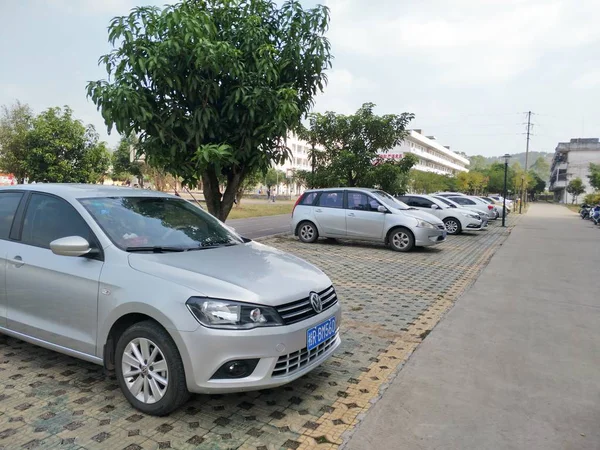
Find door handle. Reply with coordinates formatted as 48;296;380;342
347;212;355;217
315;208;323;213
9;255;24;268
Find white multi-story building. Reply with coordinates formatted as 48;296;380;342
272;133;323;195
377;129;469;175
549;138;600;203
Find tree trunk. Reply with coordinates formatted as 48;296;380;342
202;165;245;221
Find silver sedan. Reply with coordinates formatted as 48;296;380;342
0;184;341;415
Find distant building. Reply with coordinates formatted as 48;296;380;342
377;129;469;175
272;133;324;196
549;138;600;203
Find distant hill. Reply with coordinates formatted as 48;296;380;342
478;151;552;168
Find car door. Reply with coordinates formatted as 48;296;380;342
5;192;104;356
312;191;347;236
409;196;443;219
345;191;386;240
0;191;25;329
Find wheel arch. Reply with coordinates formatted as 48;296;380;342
99;304;190;374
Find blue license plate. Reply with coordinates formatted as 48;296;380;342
307;317;336;351
442;230;447;238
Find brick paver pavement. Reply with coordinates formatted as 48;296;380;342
0;216;519;450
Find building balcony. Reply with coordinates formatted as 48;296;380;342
549;180;567;190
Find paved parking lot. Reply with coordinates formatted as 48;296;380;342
0;217;518;450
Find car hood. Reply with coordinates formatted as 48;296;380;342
392;207;444;225
455;207;482;217
128;241;332;306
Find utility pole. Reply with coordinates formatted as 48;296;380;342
520;111;532;214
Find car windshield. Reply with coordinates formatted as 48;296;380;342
435;196;458;208
80;196;243;251
371;190;410;210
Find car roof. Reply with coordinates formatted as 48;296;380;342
303;187;379;194
0;184;174;201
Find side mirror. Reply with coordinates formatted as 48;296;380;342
431;204;439;209
377;205;388;213
50;236;92;257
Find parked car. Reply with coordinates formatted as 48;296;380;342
396;194;484;235
0;184;342;415
446;195;498;220
479;196;509;218
490;195;513;209
432;195;490;227
292;188;447;252
433;192;468;198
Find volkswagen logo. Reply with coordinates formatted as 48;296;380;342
309;291;323;313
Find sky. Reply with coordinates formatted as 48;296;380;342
1;0;599;157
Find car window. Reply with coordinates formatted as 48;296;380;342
0;192;23;240
81;196;242;250
413;197;434;208
451;197;475;205
371;190;410;210
300;192;318;205
21;193;93;249
347;192;380;211
316;191;343;209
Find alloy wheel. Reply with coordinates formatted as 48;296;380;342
122;338;169;404
300;224;315;241
392;231;410;249
445;220;459;234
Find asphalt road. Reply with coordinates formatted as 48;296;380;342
225;213;292;239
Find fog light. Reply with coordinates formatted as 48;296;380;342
211;359;260;379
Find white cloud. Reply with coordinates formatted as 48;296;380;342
325;0;600;84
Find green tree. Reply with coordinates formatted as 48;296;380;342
468;155;489;171
111;135;146;185
530;156;550;180
368;153;418;195
527;170;546;198
588;163;600;191
301;103;414;187
87;0;332;221
24;106;110;183
0;101;34;183
264;167;286;189
566;177;585;204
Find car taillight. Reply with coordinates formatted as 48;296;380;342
487;205;494;210
292;195;303;217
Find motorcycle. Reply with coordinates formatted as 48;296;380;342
580;204;591;219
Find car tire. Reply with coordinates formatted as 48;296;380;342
115;320;190;416
443;217;462;235
298;221;319;243
388;227;415;252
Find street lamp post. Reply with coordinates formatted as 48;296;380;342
502;154;510;227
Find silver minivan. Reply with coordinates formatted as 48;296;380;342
291;188;447;252
0;184;341;415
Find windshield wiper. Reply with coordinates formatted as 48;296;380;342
125;246;187;253
194;241;238;250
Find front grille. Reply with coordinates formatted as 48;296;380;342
275;286;338;325
436;224;446;230
272;331;339;377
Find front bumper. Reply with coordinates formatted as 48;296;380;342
177;303;342;394
414;226;446;246
464;217;484;230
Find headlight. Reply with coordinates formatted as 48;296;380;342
186;298;283;329
462;213;480;220
415;220;436;229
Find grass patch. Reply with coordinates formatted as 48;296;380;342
565;204;581;213
227;201;293;219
